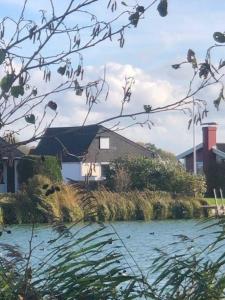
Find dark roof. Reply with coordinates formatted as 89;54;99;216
32;125;100;162
216;143;225;153
32;125;153;162
0;137;24;158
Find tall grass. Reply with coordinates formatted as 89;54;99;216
91;189;206;222
0;176;207;224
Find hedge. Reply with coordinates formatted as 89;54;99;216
17;155;62;184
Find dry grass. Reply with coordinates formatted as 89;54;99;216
0;177;206;224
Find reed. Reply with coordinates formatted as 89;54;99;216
0;178;206;224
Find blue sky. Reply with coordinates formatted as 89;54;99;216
1;0;225;154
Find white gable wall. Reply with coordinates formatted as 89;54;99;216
62;162;109;181
62;162;82;182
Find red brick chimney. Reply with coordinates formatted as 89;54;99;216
202;122;217;173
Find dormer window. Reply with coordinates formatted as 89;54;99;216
100;137;109;149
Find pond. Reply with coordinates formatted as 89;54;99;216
0;219;219;277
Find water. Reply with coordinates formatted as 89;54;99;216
0;219;219;275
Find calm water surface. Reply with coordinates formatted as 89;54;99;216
0;220;219;275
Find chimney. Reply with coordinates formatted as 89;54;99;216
202;122;217;173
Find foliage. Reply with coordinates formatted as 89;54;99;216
144;143;178;163
91;189;205;222
205;160;225;196
0;175;83;224
150;218;225;299
0;185;206;224
0;0;171;151
17;155;62;184
0;225;153;299
106;157;206;196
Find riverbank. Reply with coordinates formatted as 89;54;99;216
0;176;207;224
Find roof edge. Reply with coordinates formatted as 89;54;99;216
212;146;225;159
176;143;203;160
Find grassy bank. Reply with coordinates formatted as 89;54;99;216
92;190;207;222
0;176;207;224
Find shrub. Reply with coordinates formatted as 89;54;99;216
106;157;206;196
17;155;62;184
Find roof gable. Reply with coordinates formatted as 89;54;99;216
176;143;203;160
32;125;153;162
33;125;99;161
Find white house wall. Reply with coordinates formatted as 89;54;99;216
81;163;101;180
62;162;109;181
62;162;82;182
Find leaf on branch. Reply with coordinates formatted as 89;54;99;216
11;85;24;98
219;60;225;70
213;32;225;43
172;64;181;70
129;12;140;27
213;88;224;111
57;65;66;76
121;1;127;6
25;114;35;124
188;118;192;130
74;79;83;96
144;105;152;113
199;62;211;79
47;101;57;111
0;74;14;92
136;6;145;13
32;88;37;96
202;108;209;119
29;25;37;39
118;30;125;47
0;49;6;65
157;0;168;17
187;49;197;68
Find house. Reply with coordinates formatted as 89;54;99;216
0;138;23;193
177;122;225;194
32;124;153;182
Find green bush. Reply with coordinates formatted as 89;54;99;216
106;157;206;196
17;155;62;184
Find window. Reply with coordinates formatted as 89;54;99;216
196;161;203;174
99;137;109;149
101;164;109;178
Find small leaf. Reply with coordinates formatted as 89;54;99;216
136;6;145;13
172;64;181;70
129;12;139;27
213;32;225;43
143;105;152;113
0;74;14;92
187;49;195;63
213;88;224;111
157;0;168;17
121;1;127;6
219;60;225;69
47;100;57;111
25;114;35;124
57;65;66;76
0;49;6;65
32;88;37;96
11;85;24;98
199;62;211;79
188;119;192;130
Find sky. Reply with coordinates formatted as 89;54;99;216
1;0;225;155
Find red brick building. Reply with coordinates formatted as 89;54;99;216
177;123;225;193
